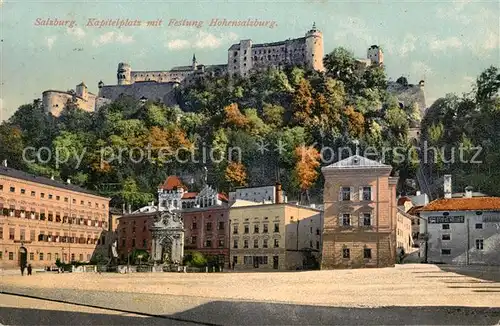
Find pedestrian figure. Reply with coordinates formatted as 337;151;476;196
20;265;26;276
27;264;32;276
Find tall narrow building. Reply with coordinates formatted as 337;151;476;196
321;155;398;269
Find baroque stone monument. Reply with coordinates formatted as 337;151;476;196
150;209;185;265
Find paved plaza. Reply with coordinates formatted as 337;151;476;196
1;264;500;325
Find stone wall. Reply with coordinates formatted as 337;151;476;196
98;82;178;106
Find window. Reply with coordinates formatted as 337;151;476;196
342;214;350;226
71;253;75;261
48;194;53;200
364;248;372;259
192;221;197;229
143;239;147;248
253;239;259;248
20;229;25;241
0;228;2;239
233;224;238;234
9;252;14;260
263;224;268;233
56;196;60;201
132;239;136;247
254;225;259;233
10;186;15;193
39;253;44;261
0;184;2;191
73;199;76;204
263;239;268;248
206;222;212;231
362;187;372;201
244;225;249;234
274;239;279;248
41;193;45;198
9;228;14;240
31;191;35;197
0;252;2;260
476;239;484;250
342;248;350;259
64;197;68;202
341;187;351;201
441;249;451;255
21;189;26;195
442;234;451;240
244;240;249;248
316;241;320;250
233;239;238;248
218;237;224;247
274;223;279;233
218;221;224;230
80;200;84;205
475;223;483;229
442;224;450;230
363;213;371;226
29;252;34;260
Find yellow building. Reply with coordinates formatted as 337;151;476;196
229;200;323;271
0;165;111;269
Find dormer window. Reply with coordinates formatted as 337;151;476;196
353;158;360;165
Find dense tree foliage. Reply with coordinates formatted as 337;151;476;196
3;49;489;207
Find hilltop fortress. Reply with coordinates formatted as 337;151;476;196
42;24;426;116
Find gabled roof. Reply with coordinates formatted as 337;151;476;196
397;196;412;206
322;155;392;171
0;166;107;199
182;192;198;199
159;176;188;191
407;205;424;215
421;197;500;212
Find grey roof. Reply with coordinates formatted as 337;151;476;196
322;155;392;171
0;166;107;198
170;65;193;72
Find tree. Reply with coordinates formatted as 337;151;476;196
293;145;320;204
225;161;248;189
323;47;356;86
291;79;314;125
120;177;154;209
0;124;24;169
344;106;365;138
262;103;285;128
224;103;249;129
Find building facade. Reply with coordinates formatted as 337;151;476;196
321;155;398;269
229;202;323;271
420;196;500;265
228;183;287;205
42;82;97;117
0;165;111;269
183;206;230;266
227;23;324;77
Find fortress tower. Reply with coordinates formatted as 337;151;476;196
76;81;88;100
117;62;132;85
305;22;325;72
367;45;383;65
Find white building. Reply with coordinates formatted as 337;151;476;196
420;191;500;265
229;183;287;205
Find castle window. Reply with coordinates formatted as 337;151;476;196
254;56;257;61
233;59;237;63
243;57;247;61
244;50;247;54
268;55;271;60
234;51;238;56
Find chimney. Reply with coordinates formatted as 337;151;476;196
465;186;473;198
275;183;283;204
122;203;126;215
1;160;7;167
443;174;452;199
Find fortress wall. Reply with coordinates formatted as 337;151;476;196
42;91;73;117
98;82;178;106
131;70;191;83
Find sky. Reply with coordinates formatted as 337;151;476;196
0;0;499;121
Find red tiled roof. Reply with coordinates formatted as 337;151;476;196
421;197;500;212
182;192;198;199
397;196;412;206
407;205;424;215
159;176;188;191
218;193;228;202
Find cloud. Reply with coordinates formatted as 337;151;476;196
92;32;134;47
398;34;418;57
481;30;499;51
46;36;57;50
166;31;239;50
67;27;86;40
167;39;191;50
411;61;433;79
429;36;463;52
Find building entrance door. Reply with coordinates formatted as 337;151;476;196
18;247;27;267
273;256;279;269
253;256;259;268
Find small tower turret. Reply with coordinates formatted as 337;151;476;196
98;80;104;89
305;22;324;72
76;82;88;99
192;53;197;71
117;62;132;85
367;45;384;65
